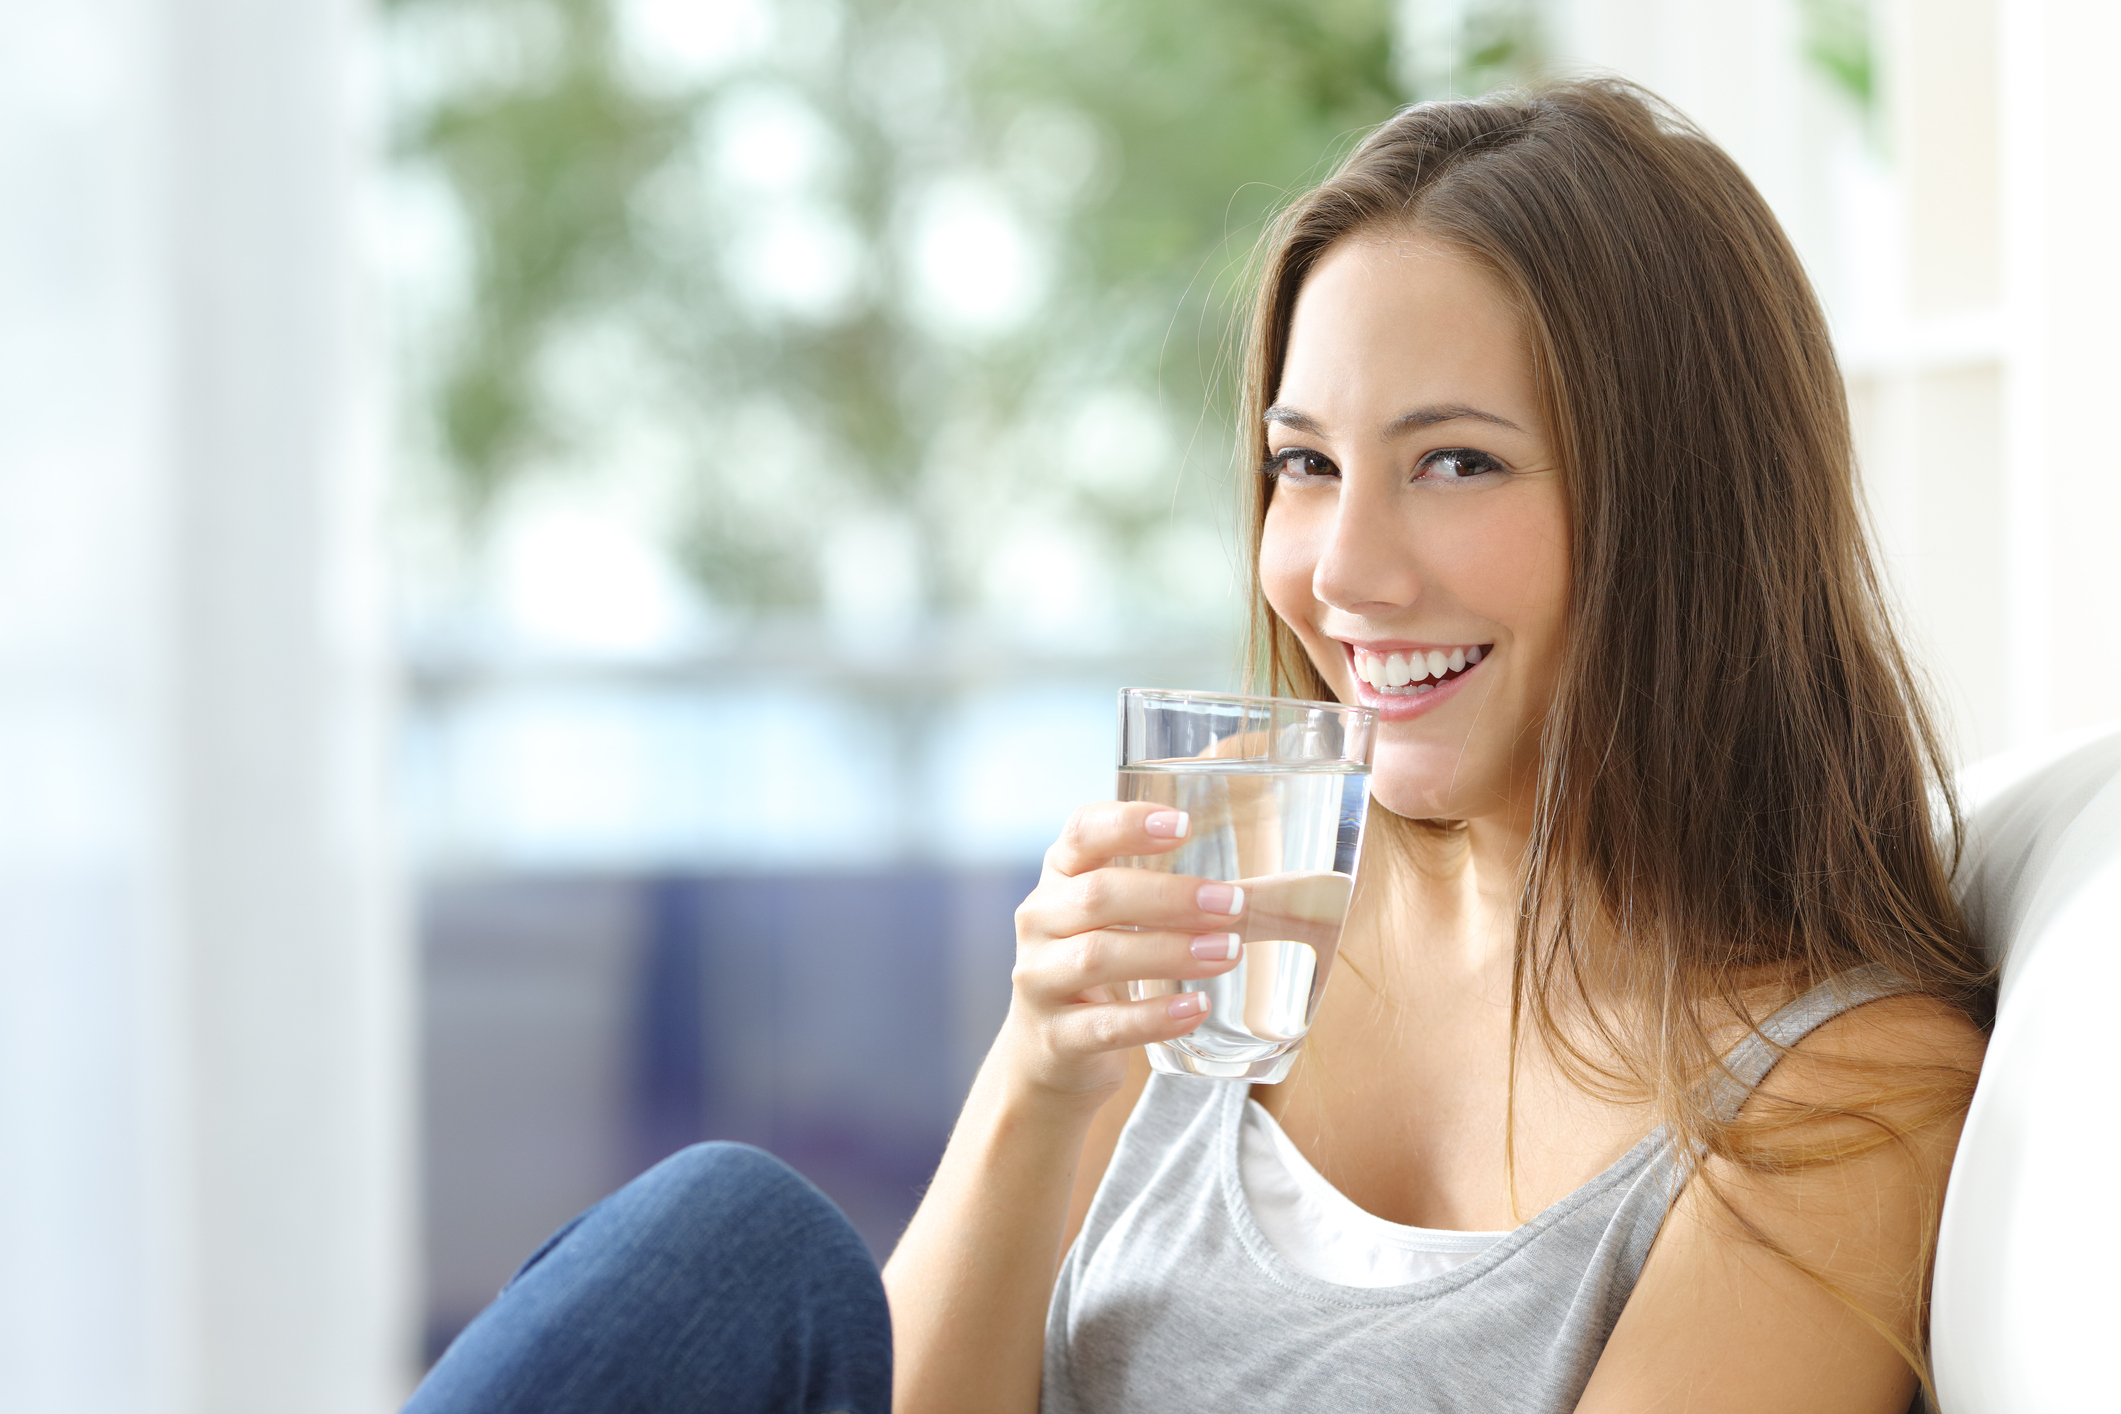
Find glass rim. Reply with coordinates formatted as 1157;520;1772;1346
1118;686;1375;720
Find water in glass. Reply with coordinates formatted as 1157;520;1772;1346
1120;759;1369;1082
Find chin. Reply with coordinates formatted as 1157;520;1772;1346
1365;735;1511;823
1369;751;1466;821
1370;778;1458;822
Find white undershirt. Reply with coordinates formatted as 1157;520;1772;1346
1239;1098;1510;1287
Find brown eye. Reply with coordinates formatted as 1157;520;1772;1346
1264;448;1337;482
1417;448;1504;480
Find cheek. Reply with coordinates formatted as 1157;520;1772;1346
1258;503;1320;627
1438;493;1569;638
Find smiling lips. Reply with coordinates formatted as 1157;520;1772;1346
1350;643;1490;696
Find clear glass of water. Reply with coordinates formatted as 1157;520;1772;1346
1117;688;1376;1083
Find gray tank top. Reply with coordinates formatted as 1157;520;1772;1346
1042;966;1912;1414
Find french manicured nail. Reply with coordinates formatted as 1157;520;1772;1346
1168;992;1208;1018
1196;883;1245;916
1144;810;1189;839
1190;932;1241;961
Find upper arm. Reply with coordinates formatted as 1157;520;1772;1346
1577;995;1985;1414
1061;1045;1153;1256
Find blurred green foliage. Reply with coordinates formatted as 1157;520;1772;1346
402;0;693;510
386;0;1540;623
1798;0;1875;117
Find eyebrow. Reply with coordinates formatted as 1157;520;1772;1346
1263;402;1524;436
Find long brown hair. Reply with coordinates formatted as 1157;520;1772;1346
1240;79;1989;1387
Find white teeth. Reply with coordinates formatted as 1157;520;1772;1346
1352;644;1490;692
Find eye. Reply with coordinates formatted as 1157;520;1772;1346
1263;447;1338;483
1415;447;1506;481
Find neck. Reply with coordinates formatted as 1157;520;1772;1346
1349;802;1535;987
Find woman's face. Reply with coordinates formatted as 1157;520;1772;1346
1260;231;1569;823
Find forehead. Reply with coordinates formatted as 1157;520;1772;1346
1276;232;1536;423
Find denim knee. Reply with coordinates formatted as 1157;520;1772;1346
607;1143;890;1409
626;1142;877;1282
641;1142;824;1223
411;1142;891;1414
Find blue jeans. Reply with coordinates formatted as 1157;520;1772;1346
405;1144;893;1414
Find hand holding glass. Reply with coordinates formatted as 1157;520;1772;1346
1117;689;1375;1083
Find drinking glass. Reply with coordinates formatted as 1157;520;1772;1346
1117;688;1376;1083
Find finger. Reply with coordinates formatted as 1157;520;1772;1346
1016;867;1248;942
1048;990;1214;1056
1015;927;1242;1005
1043;800;1195;879
1240;871;1354;933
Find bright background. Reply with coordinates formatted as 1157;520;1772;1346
1;0;2114;1408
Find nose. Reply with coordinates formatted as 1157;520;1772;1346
1311;472;1419;615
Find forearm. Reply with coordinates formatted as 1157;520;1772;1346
885;799;1235;1412
882;1044;1098;1414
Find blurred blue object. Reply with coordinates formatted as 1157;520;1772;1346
405;644;1234;1366
420;863;1033;1365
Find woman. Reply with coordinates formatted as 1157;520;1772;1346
885;78;1986;1413
408;79;1987;1414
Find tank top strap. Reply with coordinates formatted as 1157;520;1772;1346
1705;963;1920;1122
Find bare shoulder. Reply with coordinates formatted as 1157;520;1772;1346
1753;989;1986;1116
1577;991;1983;1414
1793;989;1985;1063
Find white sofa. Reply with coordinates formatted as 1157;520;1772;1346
1932;725;2121;1411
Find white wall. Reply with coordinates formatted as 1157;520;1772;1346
1850;0;2009;760
0;1;412;1409
1996;0;2121;742
1549;0;2121;761
1547;0;1848;281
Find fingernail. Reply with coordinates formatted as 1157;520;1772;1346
1196;883;1245;916
1144;810;1189;839
1190;932;1241;961
1168;992;1208;1018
